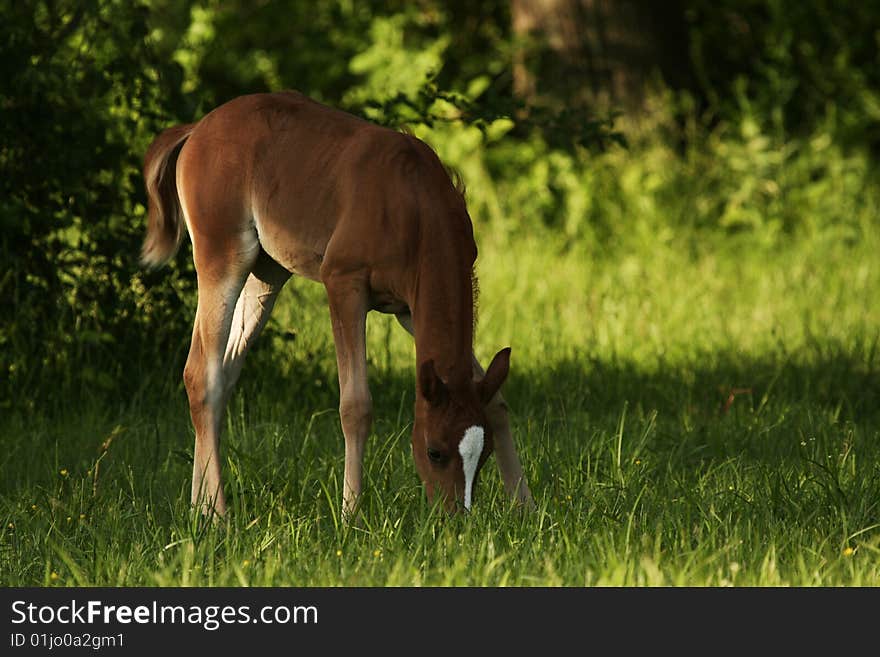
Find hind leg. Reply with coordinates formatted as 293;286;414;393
185;235;260;518
221;250;291;404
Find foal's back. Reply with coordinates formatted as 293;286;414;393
176;91;465;286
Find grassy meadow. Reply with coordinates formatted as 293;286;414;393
2;199;879;586
5;0;880;591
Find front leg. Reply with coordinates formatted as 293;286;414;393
472;355;535;509
325;273;372;522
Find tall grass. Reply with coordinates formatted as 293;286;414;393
2;112;879;586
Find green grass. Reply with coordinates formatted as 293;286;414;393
2;225;879;586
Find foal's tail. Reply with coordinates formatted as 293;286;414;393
141;123;195;268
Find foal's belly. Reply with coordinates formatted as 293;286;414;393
253;214;327;282
264;242;325;282
370;294;409;315
254;215;409;316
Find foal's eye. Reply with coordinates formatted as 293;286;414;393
427;447;446;465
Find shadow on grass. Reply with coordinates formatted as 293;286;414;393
504;342;879;424
6;334;876;499
239;336;879;427
222;336;880;492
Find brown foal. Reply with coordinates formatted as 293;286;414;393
142;91;533;518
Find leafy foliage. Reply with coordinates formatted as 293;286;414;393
0;1;195;402
685;0;880;146
2;0;879;408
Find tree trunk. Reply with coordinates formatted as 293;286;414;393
511;0;691;113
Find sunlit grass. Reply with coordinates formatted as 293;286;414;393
2;219;879;586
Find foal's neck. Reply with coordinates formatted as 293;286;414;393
410;253;475;388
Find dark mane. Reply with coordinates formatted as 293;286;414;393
447;166;467;200
471;267;480;333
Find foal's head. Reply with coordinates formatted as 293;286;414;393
412;348;511;512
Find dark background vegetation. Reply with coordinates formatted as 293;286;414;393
2;0;878;405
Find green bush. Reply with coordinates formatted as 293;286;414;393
410;93;878;255
3;1;879;408
686;0;880;147
0;1;195;405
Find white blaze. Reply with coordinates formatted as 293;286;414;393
459;426;484;511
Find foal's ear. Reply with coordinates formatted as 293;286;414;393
478;347;511;405
419;359;448;406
